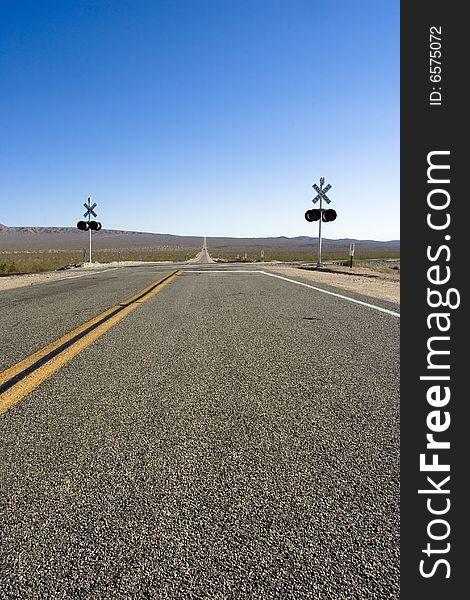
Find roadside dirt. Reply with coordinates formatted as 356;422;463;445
265;261;400;305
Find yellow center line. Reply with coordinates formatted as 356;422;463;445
0;270;181;416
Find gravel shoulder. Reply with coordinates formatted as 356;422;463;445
265;261;400;305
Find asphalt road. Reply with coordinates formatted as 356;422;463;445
189;237;214;264
0;262;399;599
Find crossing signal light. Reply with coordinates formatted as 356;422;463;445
77;220;102;231
305;209;321;222
322;209;337;222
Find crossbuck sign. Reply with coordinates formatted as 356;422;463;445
312;183;332;204
308;177;336;267
84;198;97;218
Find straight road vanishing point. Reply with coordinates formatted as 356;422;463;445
0;246;400;598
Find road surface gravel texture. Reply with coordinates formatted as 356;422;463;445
0;264;399;599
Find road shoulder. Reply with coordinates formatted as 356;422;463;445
263;263;400;305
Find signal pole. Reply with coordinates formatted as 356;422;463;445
83;197;97;264
77;198;101;263
317;178;324;267
304;177;336;268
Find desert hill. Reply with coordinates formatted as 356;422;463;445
0;224;399;257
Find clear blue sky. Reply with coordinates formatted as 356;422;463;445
1;0;399;240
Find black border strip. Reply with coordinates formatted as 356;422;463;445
401;2;465;597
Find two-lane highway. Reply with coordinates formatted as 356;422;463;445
0;263;399;598
188;236;214;265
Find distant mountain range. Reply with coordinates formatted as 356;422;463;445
0;224;399;256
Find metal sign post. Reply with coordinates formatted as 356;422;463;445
76;200;102;263
83;197;97;263
349;243;355;268
304;179;337;266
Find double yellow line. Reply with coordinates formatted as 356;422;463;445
0;270;180;416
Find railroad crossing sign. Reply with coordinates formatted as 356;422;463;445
304;177;337;268
83;197;97;218
312;183;332;204
77;196;101;264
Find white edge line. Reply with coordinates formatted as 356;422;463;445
40;266;120;282
259;271;400;317
63;268;117;279
182;268;400;317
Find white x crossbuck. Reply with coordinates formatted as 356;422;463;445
83;198;97;218
312;183;332;204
